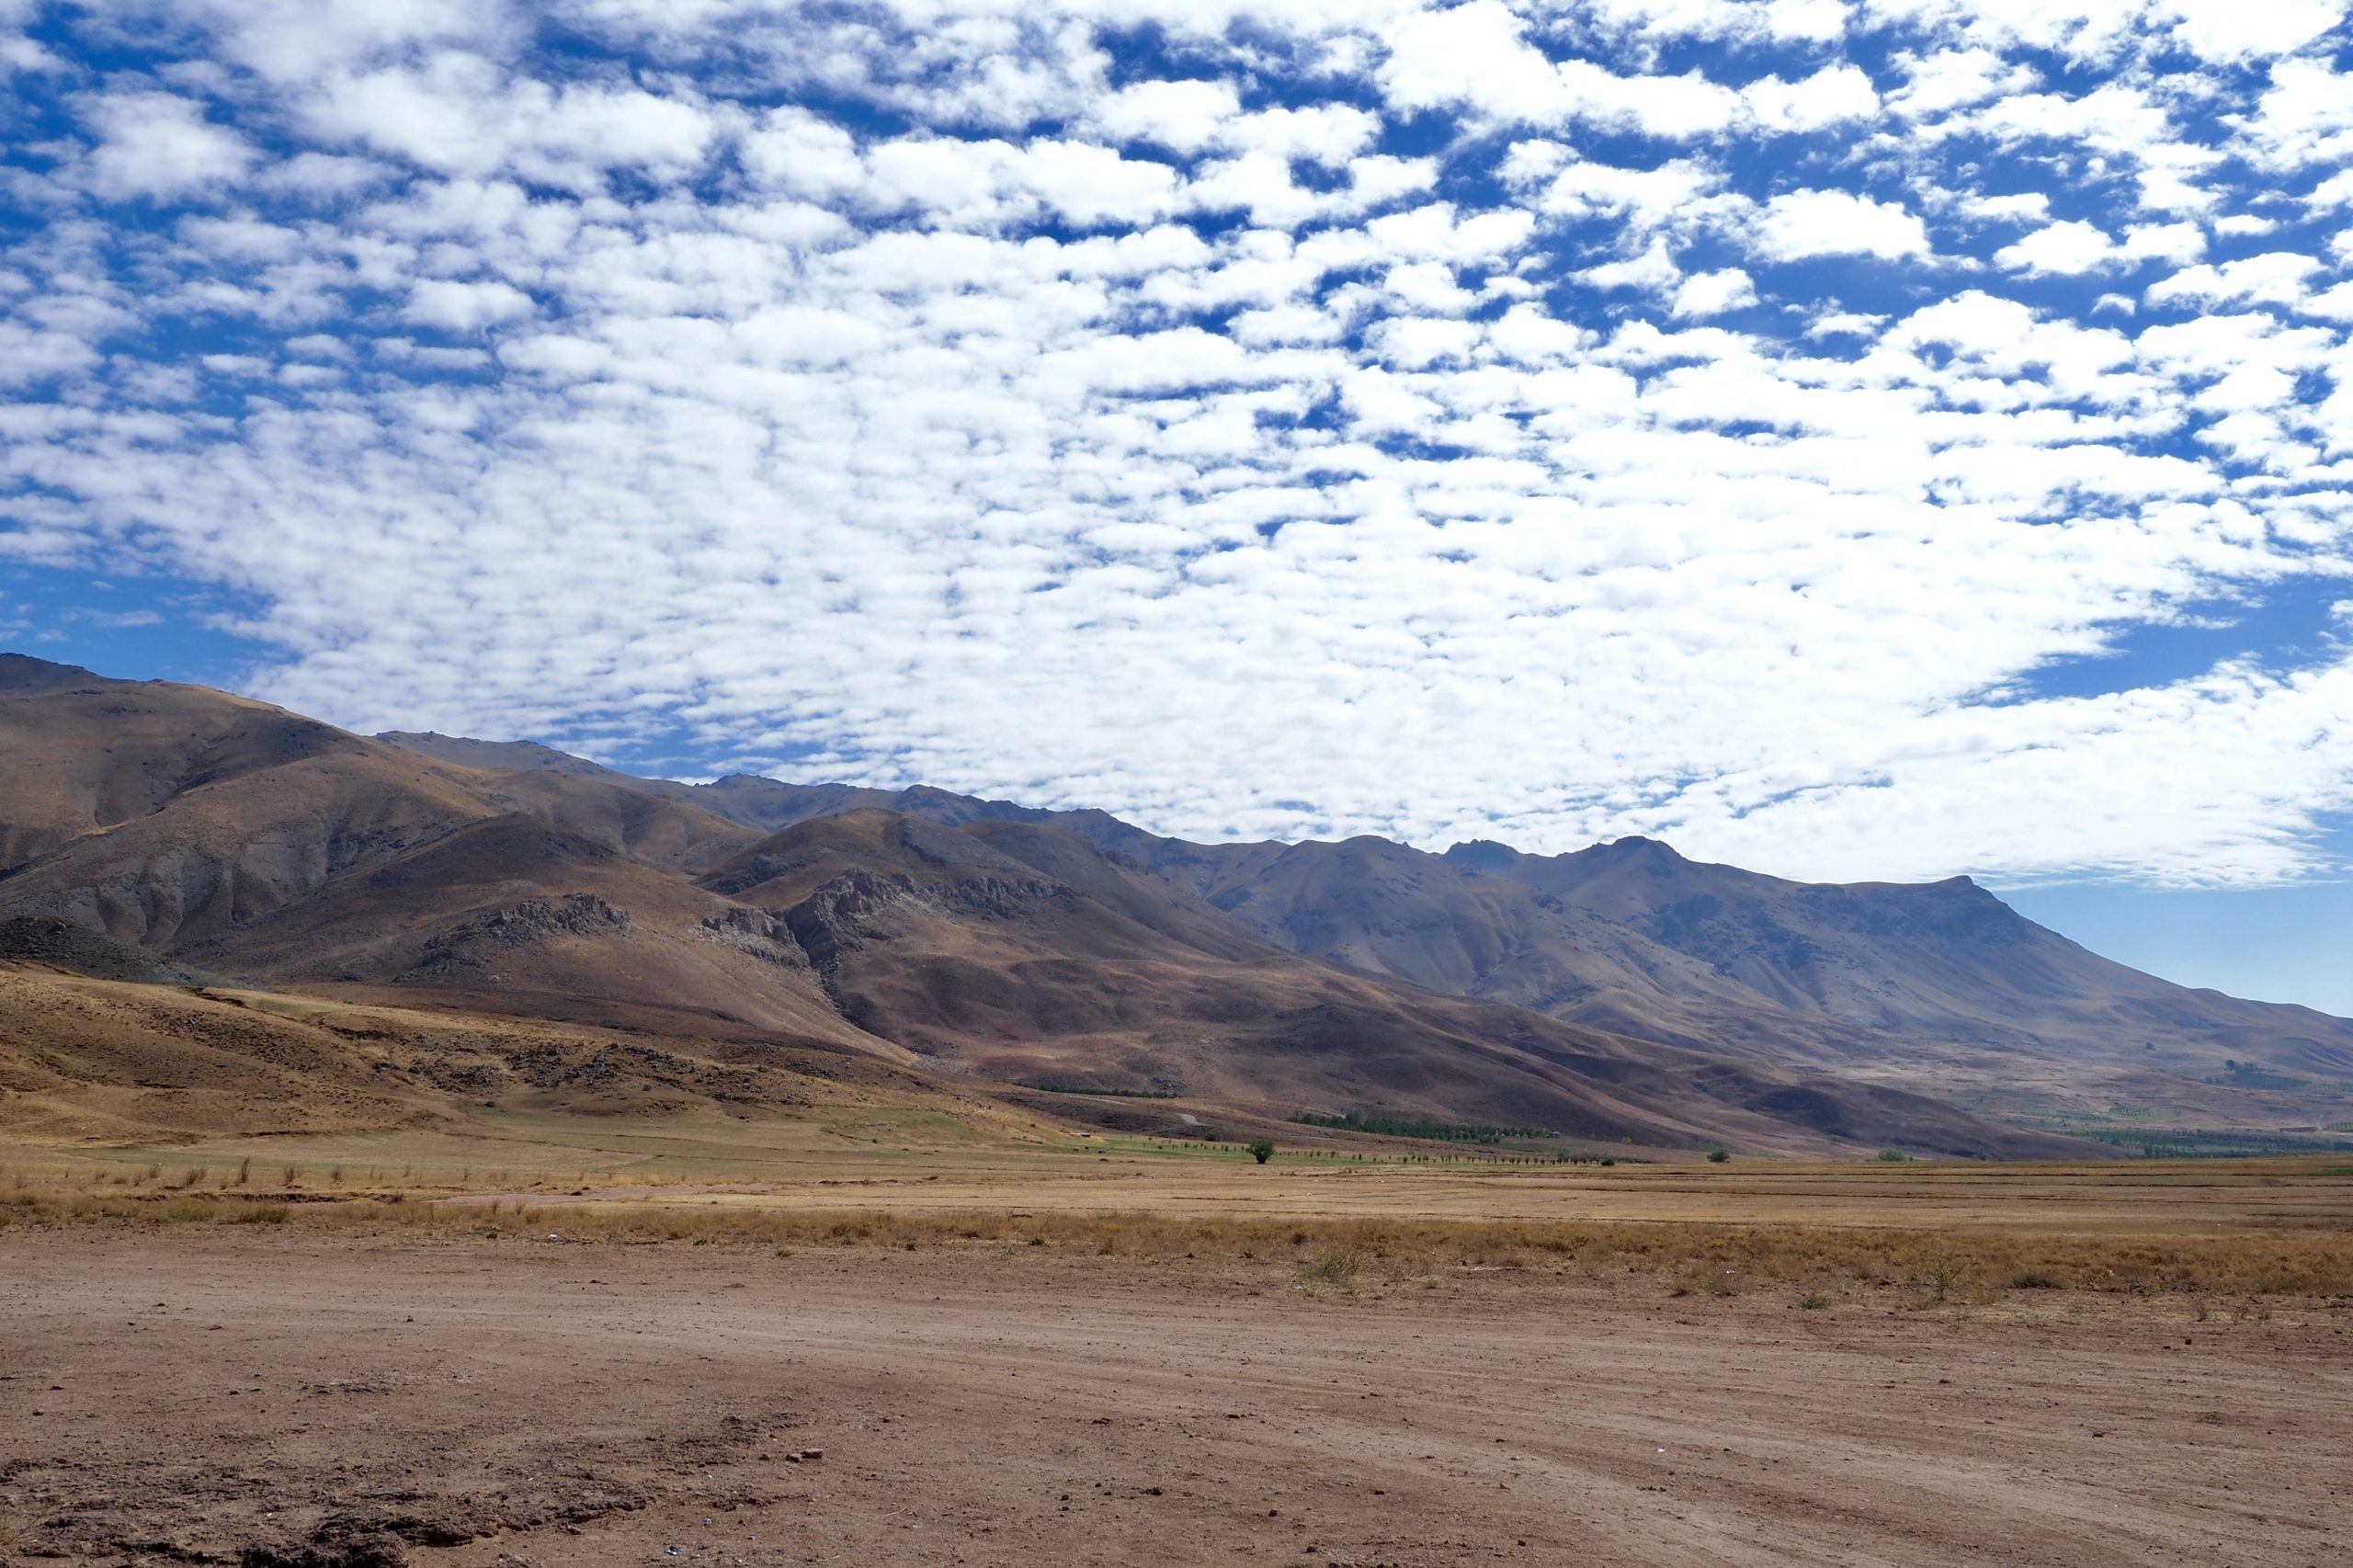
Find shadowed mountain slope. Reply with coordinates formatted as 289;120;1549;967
680;810;2080;1156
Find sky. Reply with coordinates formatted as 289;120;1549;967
2;1;2351;1011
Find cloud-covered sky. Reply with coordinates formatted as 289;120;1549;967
5;0;2353;902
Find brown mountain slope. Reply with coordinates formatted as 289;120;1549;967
0;660;883;1054
684;810;2086;1157
0;963;1065;1147
0;661;757;946
0;654;431;886
0;964;427;1142
180;815;892;1054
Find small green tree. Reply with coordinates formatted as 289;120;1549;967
1705;1144;1730;1163
1248;1138;1275;1165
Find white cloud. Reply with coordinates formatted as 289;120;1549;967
301;53;717;192
1805;310;1885;337
1506;147;1729;233
10;0;2353;899
2146;252;2325;311
1740;64;1880;134
1961;192;2051;223
404;278;535;331
1995;218;2205;276
1996;220;2121;276
1089;78;1242;153
1015;141;1182;227
2232;59;2353;174
1379;0;1567;124
740;107;863;199
1577;237;1679;292
1752;190;1931;260
1951;80;2222;216
2157;0;2345;61
1669;267;1756;317
2303;169;2353;214
78;91;256;200
2121;222;2208;266
1888;48;2036;117
1379;1;1858;141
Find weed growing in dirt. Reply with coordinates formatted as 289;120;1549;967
1300;1246;1363;1290
1918;1253;1966;1304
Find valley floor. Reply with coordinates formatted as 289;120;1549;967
4;1223;2348;1568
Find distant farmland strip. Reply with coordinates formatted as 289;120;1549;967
1291;1110;1553;1144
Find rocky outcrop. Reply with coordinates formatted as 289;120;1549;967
399;895;631;982
697;906;811;970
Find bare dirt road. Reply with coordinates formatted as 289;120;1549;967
3;1228;2346;1567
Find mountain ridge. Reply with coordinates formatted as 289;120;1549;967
4;654;2346;1153
372;709;2353;1133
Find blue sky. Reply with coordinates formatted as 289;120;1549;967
2;1;2351;1011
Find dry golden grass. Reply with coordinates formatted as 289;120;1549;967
6;1182;2348;1299
7;1124;2349;1305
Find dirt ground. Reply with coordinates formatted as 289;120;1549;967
4;1228;2347;1568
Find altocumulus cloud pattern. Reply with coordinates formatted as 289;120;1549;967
2;1;2351;886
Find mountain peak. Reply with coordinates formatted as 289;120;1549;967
0;653;100;692
1442;838;1522;870
1597;834;1682;859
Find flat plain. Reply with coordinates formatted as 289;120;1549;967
4;1131;2348;1568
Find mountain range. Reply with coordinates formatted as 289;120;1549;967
6;652;2349;1158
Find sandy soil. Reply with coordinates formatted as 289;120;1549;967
3;1229;2347;1568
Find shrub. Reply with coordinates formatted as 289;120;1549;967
1302;1246;1361;1288
1706;1145;1731;1164
1919;1253;1965;1302
1248;1139;1275;1165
